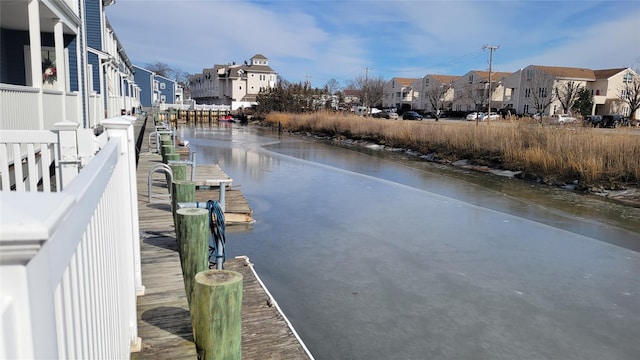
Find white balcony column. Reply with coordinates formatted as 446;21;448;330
27;0;44;129
54;19;67;121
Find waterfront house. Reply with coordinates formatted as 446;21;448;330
589;68;639;118
501;65;595;116
133;65;183;108
411;74;460;114
0;0;139;131
450;70;511;113
500;65;639;118
382;77;418;111
190;54;277;110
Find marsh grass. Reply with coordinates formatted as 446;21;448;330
264;111;640;188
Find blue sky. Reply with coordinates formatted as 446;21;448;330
106;0;640;88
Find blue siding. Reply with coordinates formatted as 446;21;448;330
0;28;78;88
85;0;102;50
157;77;175;103
134;66;153;107
68;38;79;92
88;53;100;92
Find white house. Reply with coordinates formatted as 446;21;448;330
500;65;639;118
451;70;511;113
382;77;418;110
190;54;277;110
411;74;460;114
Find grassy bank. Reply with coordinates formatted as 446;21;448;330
263;111;640;189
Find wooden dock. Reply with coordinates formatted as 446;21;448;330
132;117;312;359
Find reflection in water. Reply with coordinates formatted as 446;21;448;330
181;124;640;360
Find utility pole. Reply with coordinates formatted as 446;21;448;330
483;45;499;123
364;67;369;112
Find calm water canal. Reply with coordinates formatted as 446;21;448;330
180;123;639;360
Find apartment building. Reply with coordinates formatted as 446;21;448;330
382;78;418;110
190;54;277;110
411;74;460;114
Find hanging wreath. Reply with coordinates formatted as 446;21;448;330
42;58;57;84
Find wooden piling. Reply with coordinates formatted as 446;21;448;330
172;180;195;228
170;163;187;181
175;208;210;309
161;145;175;163
164;152;180;164
193;270;243;360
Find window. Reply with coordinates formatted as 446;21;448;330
425;78;430;86
160;82;166;90
524;105;529;113
526;69;534;80
160;95;166;102
623;72;634;84
525;88;531;98
468;75;473;83
538;87;547;97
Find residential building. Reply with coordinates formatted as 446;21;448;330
500;65;639;118
383;78;418;110
501;65;594;116
342;89;361;105
190;54;277;110
411;74;459;113
133;66;183;108
451;70;511;113
589;68;639;118
0;0;139;130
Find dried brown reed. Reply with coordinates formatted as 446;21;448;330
263;111;640;187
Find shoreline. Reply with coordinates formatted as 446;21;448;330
263;123;640;208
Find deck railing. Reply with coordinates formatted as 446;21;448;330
0;84;82;131
0;117;143;358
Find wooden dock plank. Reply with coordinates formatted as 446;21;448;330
132;117;310;359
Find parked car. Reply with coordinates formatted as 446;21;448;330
466;112;483;121
599;114;627;128
479;112;499;121
383;109;399;119
584;115;603;127
402;111;423;120
551;114;578;124
372;111;391;119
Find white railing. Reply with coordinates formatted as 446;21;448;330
1;84;82;131
194;104;231;111
65;92;80;123
43;90;65;129
0;84;41;130
88;93;103;129
0;117;143;358
160;103;191;111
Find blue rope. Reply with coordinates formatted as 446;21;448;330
206;200;226;268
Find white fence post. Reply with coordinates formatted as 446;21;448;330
102;116;142;351
53;121;80;189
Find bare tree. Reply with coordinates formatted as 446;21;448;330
145;62;173;78
619;69;640;120
325;78;341;94
525;68;556;122
348;74;385;108
426;83;451;121
555;80;582;114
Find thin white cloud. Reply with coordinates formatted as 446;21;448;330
107;0;640;87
